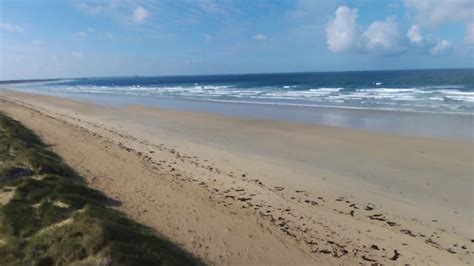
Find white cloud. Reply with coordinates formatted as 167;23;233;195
363;17;401;53
326;6;402;54
132;6;149;23
0;22;23;32
253;33;268;41
325;5;461;56
430;39;452;55
404;1;474;53
71;51;84;59
325;6;360;52
404;0;474;27
465;23;474;45
407;25;423;45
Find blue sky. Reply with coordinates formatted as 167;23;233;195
0;0;473;80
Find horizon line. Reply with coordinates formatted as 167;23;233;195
1;67;472;83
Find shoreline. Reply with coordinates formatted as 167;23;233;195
0;88;472;264
6;87;473;141
12;85;474;116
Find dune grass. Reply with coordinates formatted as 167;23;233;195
0;112;203;265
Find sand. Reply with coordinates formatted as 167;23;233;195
0;88;472;264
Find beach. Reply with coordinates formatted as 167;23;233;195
0;87;472;264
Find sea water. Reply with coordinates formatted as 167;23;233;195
7;69;474;140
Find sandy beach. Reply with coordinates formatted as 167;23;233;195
0;88;472;264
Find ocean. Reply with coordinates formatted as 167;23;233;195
10;69;474;114
5;69;473;141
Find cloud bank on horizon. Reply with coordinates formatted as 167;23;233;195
0;0;473;80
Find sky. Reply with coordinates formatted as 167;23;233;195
0;0;473;80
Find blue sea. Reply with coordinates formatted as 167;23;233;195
5;69;474;141
10;69;474;114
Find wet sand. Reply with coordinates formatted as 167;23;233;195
11;89;474;141
0;88;472;264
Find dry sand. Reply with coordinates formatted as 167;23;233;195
0;88;472;265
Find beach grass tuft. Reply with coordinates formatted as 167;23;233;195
0;111;203;265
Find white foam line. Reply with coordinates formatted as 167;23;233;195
180;97;473;116
9;83;474;115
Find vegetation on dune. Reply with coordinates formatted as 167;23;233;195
0;112;202;265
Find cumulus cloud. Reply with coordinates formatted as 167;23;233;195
0;22;23;32
326;7;402;54
430;39;452;55
405;0;474;45
407;25;423;45
132;6;149;23
404;0;474;27
71;51;84;59
253;33;268;41
325;5;463;56
363;17;401;53
325;6;360;52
